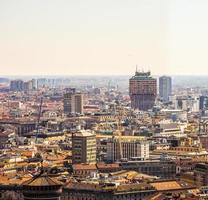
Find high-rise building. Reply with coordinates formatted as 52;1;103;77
10;79;36;91
72;130;96;164
159;76;172;102
31;79;37;90
106;138;149;162
10;80;24;91
200;96;208;111
129;70;157;111
37;78;47;89
23;80;33;91
64;89;83;115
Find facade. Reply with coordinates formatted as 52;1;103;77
106;138;149;162
129;71;157;111
176;96;199;112
22;173;63;200
194;163;208;186
200;95;208;111
72;164;97;178
0;178;196;200
23;80;33;91
10;80;24;91
64;90;83;115
0;131;10;149
120;160;176;179
10;79;35;92
62;182;155;200
199;135;208;151
159;76;172;102
17;121;36;136
72;130;96;164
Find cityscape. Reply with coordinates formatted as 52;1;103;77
1;0;208;200
0;72;207;199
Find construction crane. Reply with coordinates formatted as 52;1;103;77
114;106;126;161
36;97;43;143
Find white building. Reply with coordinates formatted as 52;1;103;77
106;137;149;162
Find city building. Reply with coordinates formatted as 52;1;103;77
37;78;47;88
120;160;176;179
129;70;157;111
72;163;97;178
31;79;37;90
200;135;208;150
159;76;172;102
22;173;63;200
200;95;208;112
62;177;195;200
194;163;208;186
10;79;36;92
181;163;208;187
72;130;96;164
176;96;200;112
23;80;33;91
106;137;149;162
63;181;155;200
10;80;24;91
64;89;83;115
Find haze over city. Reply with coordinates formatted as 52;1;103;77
2;1;208;200
1;0;208;75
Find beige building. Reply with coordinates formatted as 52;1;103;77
106;137;149;162
64;92;83;115
72;130;96;164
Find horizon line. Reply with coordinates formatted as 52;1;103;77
1;74;208;77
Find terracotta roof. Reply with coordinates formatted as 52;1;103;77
116;183;153;192
150;181;182;191
22;173;63;187
97;163;120;169
73;164;97;170
0;173;31;185
21;151;33;158
46;154;65;161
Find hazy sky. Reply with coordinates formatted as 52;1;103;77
0;0;208;76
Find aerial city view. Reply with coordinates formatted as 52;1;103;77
1;0;208;200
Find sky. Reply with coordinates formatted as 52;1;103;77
0;0;208;76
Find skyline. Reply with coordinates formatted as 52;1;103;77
1;0;208;76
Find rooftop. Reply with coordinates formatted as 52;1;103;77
74;130;95;137
130;71;156;81
22;173;63;187
150;180;194;191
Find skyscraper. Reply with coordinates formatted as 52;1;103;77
200;96;208;111
64;89;83;115
10;80;24;91
159;76;172;102
129;70;157;111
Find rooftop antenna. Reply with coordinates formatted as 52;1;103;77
135;65;138;75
